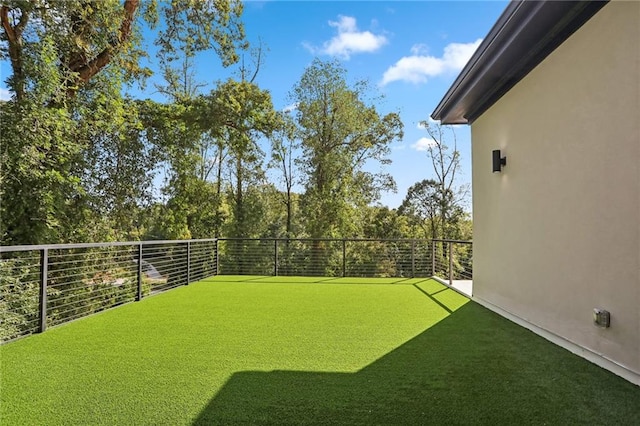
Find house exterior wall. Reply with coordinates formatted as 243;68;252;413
471;1;639;381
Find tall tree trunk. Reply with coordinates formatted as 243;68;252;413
1;5;28;100
285;189;292;238
214;146;223;238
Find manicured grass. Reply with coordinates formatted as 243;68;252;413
1;276;639;425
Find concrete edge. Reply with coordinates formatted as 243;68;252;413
432;276;473;298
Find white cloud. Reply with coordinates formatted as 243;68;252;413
305;15;388;60
282;103;298;113
381;39;482;86
0;88;12;101
382;56;445;84
442;40;481;69
411;137;438;152
410;43;429;56
330;15;357;33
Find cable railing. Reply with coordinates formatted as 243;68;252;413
216;238;472;281
216;238;436;278
1;237;471;342
0;239;217;342
431;239;473;285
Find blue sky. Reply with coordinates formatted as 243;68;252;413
238;1;508;208
0;1;509;209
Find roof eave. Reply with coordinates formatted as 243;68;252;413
431;0;609;125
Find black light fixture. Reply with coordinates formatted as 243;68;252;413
492;149;506;173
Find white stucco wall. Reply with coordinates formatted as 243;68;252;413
471;1;639;381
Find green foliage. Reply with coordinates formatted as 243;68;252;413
46;252;137;326
396;121;472;246
1;0;248;245
0;101;83;244
208;79;280;238
291;59;403;240
269;112;299;238
361;206;411;240
399;179;444;239
1;1;468;248
137;100;201;239
78;88;161;240
0;256;41;341
1;0;146;102
154;0;246;68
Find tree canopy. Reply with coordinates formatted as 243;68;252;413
1;4;470;247
292;59;403;239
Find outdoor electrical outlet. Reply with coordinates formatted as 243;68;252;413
593;308;610;328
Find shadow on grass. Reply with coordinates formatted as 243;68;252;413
412;283;453;314
193;302;640;425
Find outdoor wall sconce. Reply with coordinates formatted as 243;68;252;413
492;149;506;172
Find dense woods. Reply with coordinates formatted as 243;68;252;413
0;1;471;247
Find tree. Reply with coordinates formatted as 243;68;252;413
141;57;215;239
0;100;81;244
209;78;279;238
398;122;471;275
288;59;402;275
361;206;411;240
1;0;245;103
418;121;469;240
398;179;442;240
0;0;247;245
1;0;141;102
136;46;278;241
269;111;298;238
291;59;403;240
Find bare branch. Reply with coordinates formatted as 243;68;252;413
248;43;262;84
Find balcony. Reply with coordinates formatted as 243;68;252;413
1;238;638;424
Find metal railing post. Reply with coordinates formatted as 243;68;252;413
431;240;435;277
215;239;219;276
186;241;191;285
449;242;454;286
274;239;278;276
38;248;48;333
411;240;416;278
342;240;346;277
137;243;143;301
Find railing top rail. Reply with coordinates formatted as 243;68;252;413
431;239;473;244
1;237;473;253
217;237;432;243
0;238;218;253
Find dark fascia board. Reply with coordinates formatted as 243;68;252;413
431;0;608;125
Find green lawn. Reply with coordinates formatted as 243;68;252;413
1;276;639;425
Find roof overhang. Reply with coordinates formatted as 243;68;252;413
431;0;609;125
